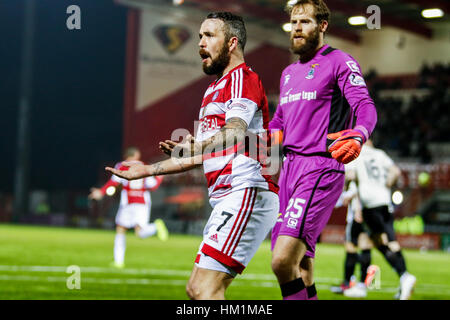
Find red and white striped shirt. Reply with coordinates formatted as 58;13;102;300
196;63;278;199
100;161;163;206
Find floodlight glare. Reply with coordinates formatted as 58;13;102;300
283;23;292;32
421;8;444;19
392;191;404;205
348;16;367;26
106;186;116;196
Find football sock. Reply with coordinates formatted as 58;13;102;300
306;283;317;300
345;252;358;283
280;277;307;300
359;250;372;282
137;223;157;238
114;233;126;264
395;251;407;276
377;245;406;276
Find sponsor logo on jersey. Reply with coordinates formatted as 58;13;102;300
153;25;191;55
284;74;291;86
227;102;248;111
305;63;319;79
280;90;317;105
349;73;366;86
200;116;222;133
209;233;219;243
346;60;361;73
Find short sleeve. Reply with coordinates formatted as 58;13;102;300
224;68;262;126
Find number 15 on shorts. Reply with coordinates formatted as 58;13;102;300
285;198;306;229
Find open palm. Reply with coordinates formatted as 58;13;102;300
105;161;149;180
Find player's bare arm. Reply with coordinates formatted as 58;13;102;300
342;192;356;207
105;155;202;181
167;117;248;158
199;117;248;153
345;168;357;182
88;188;103;201
386;164;401;188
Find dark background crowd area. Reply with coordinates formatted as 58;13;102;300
365;63;450;163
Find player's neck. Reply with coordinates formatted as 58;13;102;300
299;39;325;63
218;55;245;79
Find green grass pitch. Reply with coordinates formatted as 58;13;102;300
0;224;449;300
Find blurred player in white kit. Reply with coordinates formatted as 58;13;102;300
89;147;168;268
346;139;416;300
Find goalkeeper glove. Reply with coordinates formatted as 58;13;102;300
270;130;283;147
327;129;365;164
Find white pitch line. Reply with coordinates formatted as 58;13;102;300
2;274;450;294
0;273;446;295
1;265;450;293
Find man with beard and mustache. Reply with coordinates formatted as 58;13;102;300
269;0;377;300
106;12;279;300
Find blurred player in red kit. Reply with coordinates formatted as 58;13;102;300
89;147;168;268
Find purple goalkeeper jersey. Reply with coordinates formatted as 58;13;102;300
269;44;377;155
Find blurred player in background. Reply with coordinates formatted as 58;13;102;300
269;0;377;300
89;147;168;268
346;139;416;300
106;12;279;300
331;181;373;298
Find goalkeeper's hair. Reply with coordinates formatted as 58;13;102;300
206;12;247;52
124;146;140;159
285;0;331;26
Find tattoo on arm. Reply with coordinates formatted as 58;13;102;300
202;117;248;152
147;155;202;176
152;162;165;176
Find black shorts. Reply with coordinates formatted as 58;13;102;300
362;205;396;242
345;219;365;245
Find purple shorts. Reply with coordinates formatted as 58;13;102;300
271;153;345;258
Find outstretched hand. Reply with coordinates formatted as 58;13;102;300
159;134;199;158
159;140;179;156
105;161;149;181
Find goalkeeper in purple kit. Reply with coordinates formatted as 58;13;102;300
270;0;377;300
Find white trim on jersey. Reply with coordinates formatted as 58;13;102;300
111;174;122;184
231;68;243;99
207;174;233;195
144;176;159;189
203;79;228;99
201;102;225;117
203;154;234;174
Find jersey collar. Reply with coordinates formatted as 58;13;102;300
298;44;329;64
214;62;247;86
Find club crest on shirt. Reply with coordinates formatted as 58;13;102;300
305;64;319;79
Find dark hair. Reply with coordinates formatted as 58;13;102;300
285;0;331;25
206;12;247;51
124;146;140;158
